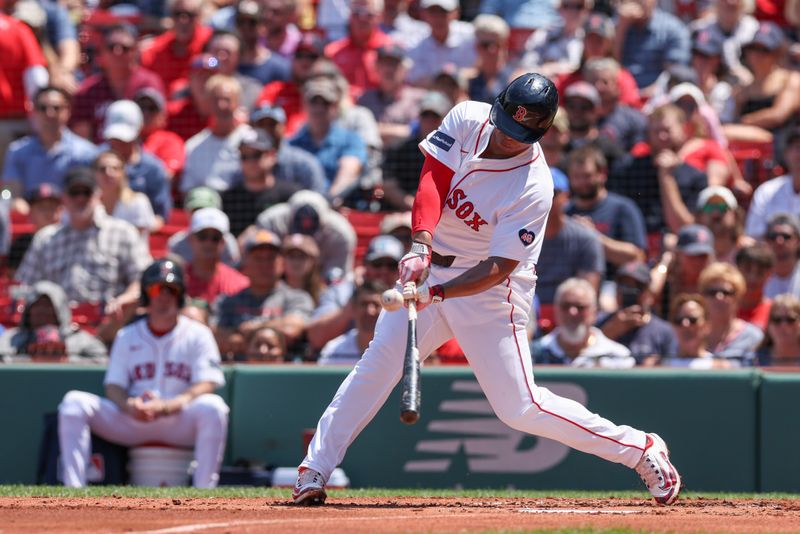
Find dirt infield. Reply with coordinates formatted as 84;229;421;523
2;495;800;533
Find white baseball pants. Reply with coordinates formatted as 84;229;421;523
301;269;648;480
58;391;229;488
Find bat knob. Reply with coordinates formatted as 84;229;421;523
400;410;419;425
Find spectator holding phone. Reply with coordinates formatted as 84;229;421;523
598;262;677;362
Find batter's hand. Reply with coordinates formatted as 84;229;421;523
402;281;444;312
399;242;431;284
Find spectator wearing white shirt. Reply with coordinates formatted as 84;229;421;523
319;280;386;365
762;213;800;299
181;74;251;193
406;0;476;86
745;128;800;238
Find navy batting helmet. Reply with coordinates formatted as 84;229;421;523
491;73;559;144
140;259;186;306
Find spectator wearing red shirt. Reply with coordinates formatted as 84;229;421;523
70;24;165;142
735;243;774;330
0;11;48;170
184;207;250;306
256;34;324;137
167;53;218;141
135;88;186;180
140;0;212;90
324;0;393;100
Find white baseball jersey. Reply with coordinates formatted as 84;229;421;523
104;316;225;399
419;101;553;276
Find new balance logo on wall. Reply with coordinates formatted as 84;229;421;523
404;380;588;473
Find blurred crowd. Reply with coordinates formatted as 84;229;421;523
2;0;800;369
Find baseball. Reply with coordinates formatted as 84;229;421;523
381;289;404;311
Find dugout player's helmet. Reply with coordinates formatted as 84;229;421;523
491;72;559;144
140;259;186;306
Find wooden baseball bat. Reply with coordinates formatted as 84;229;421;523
400;288;421;425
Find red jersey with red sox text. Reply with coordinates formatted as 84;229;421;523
418;101;554;277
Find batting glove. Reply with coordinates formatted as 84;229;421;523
403;282;445;312
399;242;431;284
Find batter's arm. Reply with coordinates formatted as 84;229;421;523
438;256;520;299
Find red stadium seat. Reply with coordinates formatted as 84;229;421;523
70;302;105;334
10;210;34;238
727;139;782;187
339;208;386;267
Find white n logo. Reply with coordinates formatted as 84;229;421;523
404;380;588;473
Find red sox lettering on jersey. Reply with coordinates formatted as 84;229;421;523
446;188;488;232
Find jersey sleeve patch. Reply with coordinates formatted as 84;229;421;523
518;228;536;246
429;130;456;152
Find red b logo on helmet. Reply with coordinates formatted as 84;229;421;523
513;106;527;121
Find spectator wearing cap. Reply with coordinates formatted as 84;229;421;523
537;170;606;309
745;129;800;238
318;279;387;365
184;207;250;305
562;82;624;169
465;15;515;105
565;145;646;278
232;1;291;85
690;28;737;124
614;0;691;96
221;128;301;236
582;58;647;152
695;185;752;263
556;15;642;111
140;0;213;89
0;7;48;172
255;189;357;275
650;223;715;317
249;103;327;194
94;150;157;236
255;33;324;137
136;88;186;180
282;233;324;304
379;211;412;252
690;0;759;86
381;91;451;211
609;104;708;235
166;53;220;141
727;21;800;145
181;74;252;194
7;184;63;275
324;0;392;100
15;166;150;310
761;213;800;299
598;261;676;362
167;187;241;267
698;261;763;363
479;0;557;30
357;45;426;146
2;86;97;213
306;234;403;351
204;29;266;110
520;0;591;78
735;243;775;330
100;100;172;221
70;24;165;143
532;278;635;368
380;0;430;49
213;228;314;358
289;77;368;200
406;0;476;87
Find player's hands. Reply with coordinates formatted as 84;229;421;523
398;242;431;285
402;281;444;312
127;396;157;421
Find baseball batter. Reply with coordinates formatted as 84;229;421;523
293;73;681;506
58;259;229;488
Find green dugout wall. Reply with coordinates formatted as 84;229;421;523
1;365;796;492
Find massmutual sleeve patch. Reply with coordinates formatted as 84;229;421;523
518;228;535;246
429;130;456;152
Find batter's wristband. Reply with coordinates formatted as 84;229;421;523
430;284;445;303
410;241;431;258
